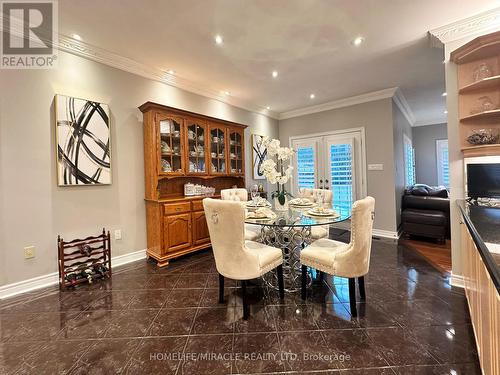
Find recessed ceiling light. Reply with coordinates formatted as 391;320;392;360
442;92;447;97
266;106;271;110
310;93;315;99
222;90;230;96
352;36;364;46
215;35;223;45
444;110;448;114
72;34;82;41
272;70;278;78
167;69;175;75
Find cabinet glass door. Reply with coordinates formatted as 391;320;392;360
186;118;207;174
209;125;226;174
159;116;183;175
229;129;243;175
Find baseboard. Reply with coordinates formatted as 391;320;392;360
372;229;400;240
450;273;465;288
0;249;147;300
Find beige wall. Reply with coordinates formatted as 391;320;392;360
392;102;413;229
412;123;448;186
0;51;278;286
278;98;399;233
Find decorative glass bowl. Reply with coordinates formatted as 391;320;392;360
467;128;499;145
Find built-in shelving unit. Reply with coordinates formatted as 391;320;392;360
451;31;500;157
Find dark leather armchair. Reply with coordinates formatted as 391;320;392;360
401;185;450;243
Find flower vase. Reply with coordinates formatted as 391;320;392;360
274;194;289;211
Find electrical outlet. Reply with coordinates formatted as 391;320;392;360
24;246;35;259
114;229;122;240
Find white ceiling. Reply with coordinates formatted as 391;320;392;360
59;0;500;124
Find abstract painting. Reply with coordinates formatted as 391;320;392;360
252;134;267;180
55;95;111;186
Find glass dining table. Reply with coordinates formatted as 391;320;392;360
245;202;351;292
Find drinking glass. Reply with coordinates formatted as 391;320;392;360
251;185;259;204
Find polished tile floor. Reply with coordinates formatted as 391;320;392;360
0;233;480;374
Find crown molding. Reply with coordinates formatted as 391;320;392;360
393;88;416;126
413;117;447;127
279;87;399;120
429;7;500;46
56;35;279;119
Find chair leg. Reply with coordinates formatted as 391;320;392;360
348;277;357;317
301;265;307;300
241;280;249;320
218;273;224;303
277;265;285;300
358;276;366;300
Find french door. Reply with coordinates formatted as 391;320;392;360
291;129;365;215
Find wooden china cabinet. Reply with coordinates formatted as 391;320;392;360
139;102;247;267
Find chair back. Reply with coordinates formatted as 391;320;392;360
202;198;258;279
349;196;376;275
221;188;248;201
299;188;333;205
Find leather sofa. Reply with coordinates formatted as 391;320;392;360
401;185;450;243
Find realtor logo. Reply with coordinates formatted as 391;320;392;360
1;0;58;68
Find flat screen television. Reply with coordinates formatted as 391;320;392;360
466;163;500;199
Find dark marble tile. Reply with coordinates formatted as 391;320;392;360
0;341;45;374
272;305;320;331
145;274;180;290
106;273;150;290
200;288;239;307
279;331;339;371
233;332;285;373
16;340;91;375
1;311;76;342
312;304;359;330
179;334;233;374
58;310;111;340
409;325;479;364
59;290;106;311
127;289;170;309
88;290;135;310
366;327;438;366
105;309;159;338
122;336;187;374
0;292;63;313
69;338;141;374
322;329;390;369
340;367;397;374
343;303;399;328
393;362;482;374
192;307;235;334
175;274;209;289
165;289;204;308
234;305;277;333
206;274;237;288
149;308;197;336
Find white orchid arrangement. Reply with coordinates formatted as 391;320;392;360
259;137;294;205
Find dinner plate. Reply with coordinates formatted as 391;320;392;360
290;201;314;207
307;209;337;217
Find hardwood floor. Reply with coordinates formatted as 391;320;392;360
400;238;452;275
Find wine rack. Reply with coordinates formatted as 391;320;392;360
58;229;112;289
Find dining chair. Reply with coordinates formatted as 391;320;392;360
298;188;334;240
220;188;260;241
203;198;284;319
300;196;375;317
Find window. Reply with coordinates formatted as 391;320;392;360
296;146;315;189
436;139;449;187
330;143;353;214
403;134;415;186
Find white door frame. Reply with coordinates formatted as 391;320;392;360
289;127;368;199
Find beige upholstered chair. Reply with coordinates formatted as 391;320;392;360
300;196;375;316
220;188;260;241
203;198;284;319
298;188;334;240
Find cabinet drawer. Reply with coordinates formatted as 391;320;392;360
191;199;205;211
164;202;191;215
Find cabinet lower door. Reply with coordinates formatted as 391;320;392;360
163;213;192;253
192;211;210;245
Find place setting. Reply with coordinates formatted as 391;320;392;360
304;205;340;219
289;197;316;208
245;207;277;221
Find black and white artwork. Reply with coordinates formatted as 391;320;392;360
252;134;267;180
55;95;111;186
